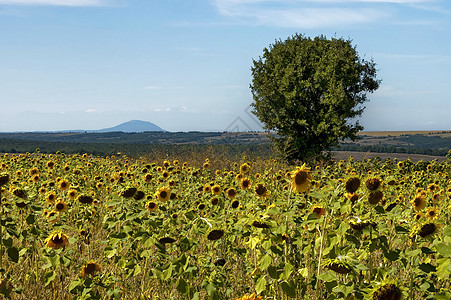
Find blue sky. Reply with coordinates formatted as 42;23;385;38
0;0;450;132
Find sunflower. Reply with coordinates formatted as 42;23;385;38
240;163;251;175
345;177;360;193
365;178;382;191
291;164;313;193
67;189;78;200
211;184;222;195
12;188;27;199
121;186;137;198
155;187;170;202
38;186;47;195
234;293;263;300
368;190;383;205
0;173;9;186
311;206;326;218
31;174;40;183
54;200;68;212
411;194;427;212
143;173;153;183
346;192;359;204
211;197;219;205
29;168;39;176
255;183;268;198
80;262;101;278
240;178;251;190
226;188;237;199
203;162;210;170
203;184;212;193
397;161;404;168
207;229;224;241
46;191;57;203
371;283;402;300
425;207;438;220
231;200;239;208
77;195;94;204
58;179;70;191
45;232;69;249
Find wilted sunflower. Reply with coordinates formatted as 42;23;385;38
12;188;27;199
155;187;170;202
411;222;437;238
371;283;402;300
0;173;9;186
345;177;360;193
45;232;69;249
226;188;237;199
291;164;313;193
121;186;137;198
311;206;326;218
411;194;427;212
255;183;268;198
368;190;383;205
77;195;94;204
211;184;222;195
207;229;224;241
80;262;101;278
346;192;359;204
365;178;382;191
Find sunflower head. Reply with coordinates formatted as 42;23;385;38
345;177;360;193
80;261;101;278
0;173;10;186
211;184;222;195
425;207;438;220
371;282;403;300
365;178;382;191
411;194;427;212
311;206;326;218
54;200;68;212
368;190;383;205
254;183;268;198
58;179;70;191
291;164;313;193
240;163;251;175
45;232;69;249
155;187;170;202
226;188;237;199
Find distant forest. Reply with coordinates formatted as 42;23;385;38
0;131;450;158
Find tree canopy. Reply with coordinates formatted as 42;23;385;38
250;34;380;162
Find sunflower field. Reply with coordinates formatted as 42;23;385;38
0;151;450;299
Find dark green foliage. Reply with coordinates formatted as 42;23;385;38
250;34;380;162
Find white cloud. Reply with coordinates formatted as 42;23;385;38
86;108;102;113
0;0;108;6
213;0;440;27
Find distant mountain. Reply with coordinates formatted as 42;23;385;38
96;120;165;133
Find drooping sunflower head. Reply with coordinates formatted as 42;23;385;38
45;232;69;249
345;177;360;193
346;192;359;204
311;206;326;218
0;173;10;186
371;282;403;300
368;190;383;205
291;164;313;193
155;187;170;202
77;194;94;205
365;178;382;191
80;261;101;278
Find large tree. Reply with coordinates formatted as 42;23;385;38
250;34;380;162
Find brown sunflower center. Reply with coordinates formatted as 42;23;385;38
85;263;97;274
160;191;167;198
294;171;308;185
56;203;64;210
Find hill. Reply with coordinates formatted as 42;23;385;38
96;120;165;133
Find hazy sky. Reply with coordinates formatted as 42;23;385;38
1;0;450;132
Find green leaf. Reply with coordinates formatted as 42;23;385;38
421;247;436;255
299;267;309;278
281;262;293;280
281;280;296;298
68;280;81;293
436;243;451;258
26;214;35;225
44;270;56;287
317;272;336;283
255;276;267;295
258;254;272;271
206;282;218;300
7;246;19;263
383;249;400;262
443;226;451;237
395;225;408;234
436;258;450;280
163;265;172;280
176;278;188;294
268;266;280;280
